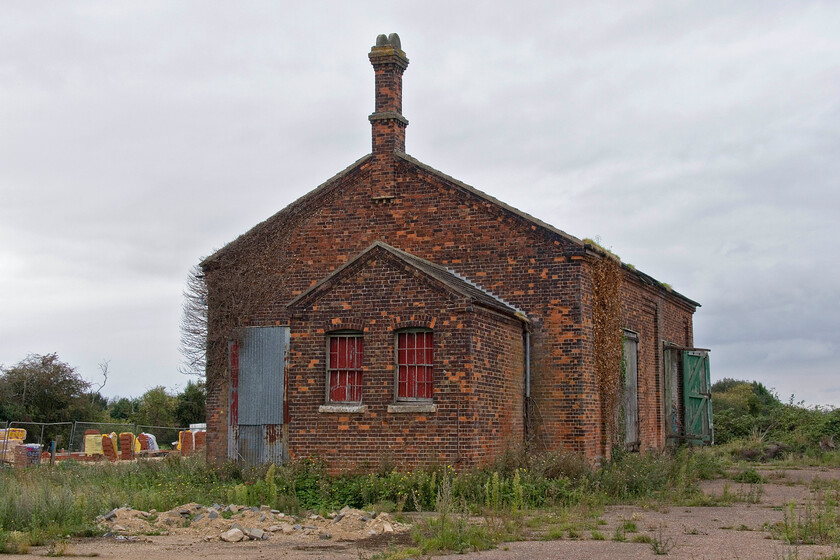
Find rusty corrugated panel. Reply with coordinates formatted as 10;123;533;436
238;327;287;425
233;326;289;465
228;341;240;460
237;424;285;465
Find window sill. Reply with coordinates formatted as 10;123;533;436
318;404;368;414
387;403;436;414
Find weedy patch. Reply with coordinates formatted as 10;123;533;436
649;523;676;555
773;493;840;545
733;468;767;484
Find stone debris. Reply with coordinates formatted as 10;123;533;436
220;528;244;543
96;503;409;543
246;528;266;540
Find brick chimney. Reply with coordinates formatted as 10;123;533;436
368;33;408;200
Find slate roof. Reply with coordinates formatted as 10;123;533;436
287;241;530;322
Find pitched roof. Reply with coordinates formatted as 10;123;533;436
287;241;529;322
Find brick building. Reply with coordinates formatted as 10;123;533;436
201;34;711;469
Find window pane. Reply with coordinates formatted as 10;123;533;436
397;331;433;399
328;335;363;402
329;371;342;401
353;339;363;368
349;371;362;402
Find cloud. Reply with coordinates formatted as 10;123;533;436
1;2;839;406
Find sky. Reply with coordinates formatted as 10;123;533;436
1;2;839;406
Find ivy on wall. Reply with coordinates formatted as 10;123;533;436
590;249;624;449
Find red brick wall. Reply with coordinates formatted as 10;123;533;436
618;271;697;453
204;153;698;466
285;254;525;470
204;155;592;463
469;307;527;464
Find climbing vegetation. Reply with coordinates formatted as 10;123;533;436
589;246;624;449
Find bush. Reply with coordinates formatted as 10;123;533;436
712;379;840;454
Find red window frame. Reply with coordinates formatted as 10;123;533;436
327;333;363;403
396;330;434;400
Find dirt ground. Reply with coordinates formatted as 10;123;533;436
11;466;840;560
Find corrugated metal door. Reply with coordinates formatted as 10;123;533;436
229;326;288;465
622;332;639;449
683;350;713;445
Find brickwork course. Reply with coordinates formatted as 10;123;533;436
201;33;701;470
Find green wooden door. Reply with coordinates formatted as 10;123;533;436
682;350;713;444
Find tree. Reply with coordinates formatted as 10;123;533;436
133;386;177;428
179;263;208;377
108;397;138;420
0;353;102;423
174;380;206;426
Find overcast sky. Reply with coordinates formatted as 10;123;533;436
1;2;838;406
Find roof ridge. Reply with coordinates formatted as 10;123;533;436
443;267;527;316
377;243;528;320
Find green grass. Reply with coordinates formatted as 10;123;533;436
0;446;728;550
732;468;766;484
412;516;497;554
542;526;565;540
630;534;653;544
621;520;638;533
773;493;840;545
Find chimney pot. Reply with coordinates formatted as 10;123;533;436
369;33;409;156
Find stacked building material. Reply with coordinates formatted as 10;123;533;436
0;428;26;465
14;443;41;468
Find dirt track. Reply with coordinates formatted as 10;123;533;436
11;466;840;560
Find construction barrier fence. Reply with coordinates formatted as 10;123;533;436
0;420;204;466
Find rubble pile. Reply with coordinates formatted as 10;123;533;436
97;503;409;543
